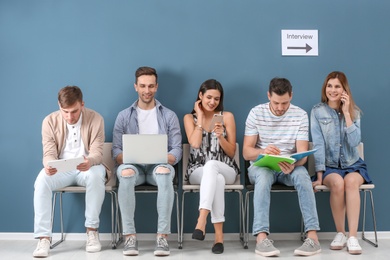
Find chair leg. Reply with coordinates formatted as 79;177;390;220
175;191;181;249
179;191;187;249
237;190;246;248
51;192;65;249
244;191;252;249
108;191;118;249
362;190;378;247
300;217;306;242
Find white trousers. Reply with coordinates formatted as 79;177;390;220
189;160;236;223
33;165;106;238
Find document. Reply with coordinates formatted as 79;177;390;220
253;149;317;171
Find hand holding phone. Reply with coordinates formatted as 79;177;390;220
209;114;224;132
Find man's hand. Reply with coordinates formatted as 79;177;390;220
278;161;295;174
264;144;280;155
77;156;91;172
45;165;57;176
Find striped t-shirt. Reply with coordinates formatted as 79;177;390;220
244;102;308;157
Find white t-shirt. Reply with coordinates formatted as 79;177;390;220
245;102;309;156
137;106;159;134
60;113;87;159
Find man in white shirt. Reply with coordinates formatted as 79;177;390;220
33;86;108;258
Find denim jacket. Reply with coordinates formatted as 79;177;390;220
112;99;182;165
310;102;361;172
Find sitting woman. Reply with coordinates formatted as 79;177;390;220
183;79;239;254
311;71;372;255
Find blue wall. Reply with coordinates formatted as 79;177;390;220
1;0;389;234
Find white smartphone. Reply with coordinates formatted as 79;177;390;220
209;114;224;131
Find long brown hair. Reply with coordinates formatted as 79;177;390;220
320;71;361;121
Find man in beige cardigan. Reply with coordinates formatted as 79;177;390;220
33;86;108;258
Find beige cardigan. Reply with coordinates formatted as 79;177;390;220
41;107;112;182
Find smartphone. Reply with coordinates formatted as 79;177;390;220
209;114;224;131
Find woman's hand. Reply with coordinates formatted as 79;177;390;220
194;100;204;117
312;179;322;192
341;91;350;115
213;122;224;138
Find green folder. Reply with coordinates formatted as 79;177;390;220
253;154;296;172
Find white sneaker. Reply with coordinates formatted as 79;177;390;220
86;230;101;253
33;238;50;258
330;232;347;250
347;236;362;255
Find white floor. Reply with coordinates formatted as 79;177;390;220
1;234;388;259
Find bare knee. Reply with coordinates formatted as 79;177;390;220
156;166;171;174
121;168;136;177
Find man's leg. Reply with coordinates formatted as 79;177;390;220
117;164;144;256
147;164;174;256
76;164;106;253
278;166;321;256
33;169;76;257
248;166;280;257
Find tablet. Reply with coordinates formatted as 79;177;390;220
47;156;84;172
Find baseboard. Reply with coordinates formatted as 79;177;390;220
1;231;389;241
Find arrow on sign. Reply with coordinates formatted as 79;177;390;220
287;44;312;53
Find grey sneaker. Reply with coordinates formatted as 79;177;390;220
154;236;170;256
255;238;280;257
294;238;321;256
123;235;139;256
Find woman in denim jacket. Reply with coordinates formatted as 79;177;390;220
311;71;372;255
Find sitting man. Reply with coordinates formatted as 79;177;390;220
243;77;321;256
112;66;182;256
33;86;109;258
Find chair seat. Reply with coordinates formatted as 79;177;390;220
315;184;375;191
245;184;297;191
182;184;244;191
134;184;178;192
54;185;116;193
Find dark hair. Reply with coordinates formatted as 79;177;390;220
269;77;292;96
192;79;224;113
321;71;360;121
135;66;158;83
58;86;83;108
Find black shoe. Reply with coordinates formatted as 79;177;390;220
192;229;205;241
212;243;224;254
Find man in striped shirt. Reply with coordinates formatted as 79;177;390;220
243;77;321;257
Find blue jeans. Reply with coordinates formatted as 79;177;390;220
34;165;106;238
248;165;320;236
117;163;174;235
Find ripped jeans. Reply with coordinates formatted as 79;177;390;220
116;163;175;235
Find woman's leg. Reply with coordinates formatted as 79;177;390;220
189;167;209;233
323;173;346;233
344;172;364;237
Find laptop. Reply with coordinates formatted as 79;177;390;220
122;134;168;164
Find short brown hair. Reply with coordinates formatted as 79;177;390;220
135;66;158;84
58;86;83;108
